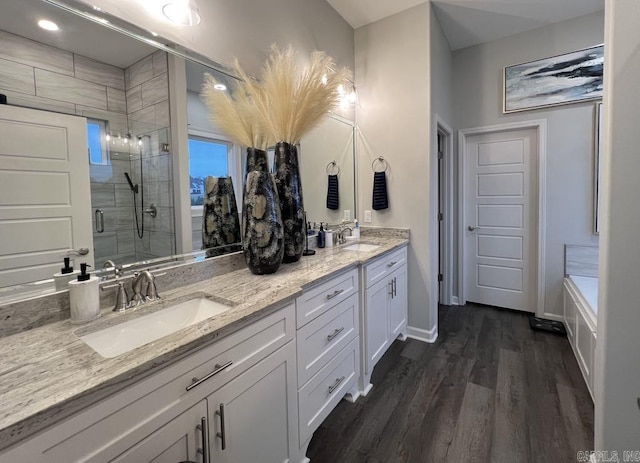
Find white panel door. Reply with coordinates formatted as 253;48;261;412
464;129;537;311
0;105;93;287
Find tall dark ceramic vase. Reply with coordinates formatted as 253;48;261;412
273;142;304;263
242;148;284;274
202;177;241;257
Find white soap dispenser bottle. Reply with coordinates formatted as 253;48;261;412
68;263;101;324
53;257;80;291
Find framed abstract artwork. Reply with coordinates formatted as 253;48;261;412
503;45;604;113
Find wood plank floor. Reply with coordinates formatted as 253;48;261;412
307;303;594;463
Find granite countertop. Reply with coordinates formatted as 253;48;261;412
0;236;408;450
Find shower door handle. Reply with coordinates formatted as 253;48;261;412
95;209;104;233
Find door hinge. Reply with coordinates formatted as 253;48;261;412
438;151;443;160
438;273;443;282
438;212;443;221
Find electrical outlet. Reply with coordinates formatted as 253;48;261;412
364;210;372;223
343;210;351;221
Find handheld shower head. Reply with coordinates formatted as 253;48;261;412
124;172;138;194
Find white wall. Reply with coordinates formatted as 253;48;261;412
594;0;640;451
355;4;436;337
452;11;603;318
77;0;354;76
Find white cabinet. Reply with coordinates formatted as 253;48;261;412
388;264;408;341
1;304;297;463
207;342;297;463
110;401;207;463
294;268;360;461
563;279;597;400
361;246;408;393
365;277;390;369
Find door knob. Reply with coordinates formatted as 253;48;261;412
467;226;478;231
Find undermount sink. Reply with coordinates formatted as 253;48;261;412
342;243;381;252
78;298;232;358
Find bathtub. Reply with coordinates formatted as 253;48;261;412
563;275;598;400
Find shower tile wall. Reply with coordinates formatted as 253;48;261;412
0;30;176;267
125;51;176;262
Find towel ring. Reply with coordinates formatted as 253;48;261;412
372;157;389;173
326;161;340;176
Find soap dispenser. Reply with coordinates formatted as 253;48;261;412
317;223;326;248
53;257;80;291
68;263;101;324
353;219;360;239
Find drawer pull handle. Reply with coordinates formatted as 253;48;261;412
327;327;345;342
387;261;397;268
196;416;209;461
216;403;227;450
328;376;346;394
186;361;233;391
326;289;344;300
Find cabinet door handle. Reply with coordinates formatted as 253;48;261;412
387;261;397;268
328;376;346;394
216;403;227;450
196;416;209;462
327;327;344;342
186;361;233;391
393;277;397;298
326;289;344;300
389;280;393;297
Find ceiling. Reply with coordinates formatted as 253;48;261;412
0;0;154;68
326;0;604;50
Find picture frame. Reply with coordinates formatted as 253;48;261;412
503;45;604;113
594;102;603;234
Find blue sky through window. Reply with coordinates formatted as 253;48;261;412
87;122;104;165
189;138;229;206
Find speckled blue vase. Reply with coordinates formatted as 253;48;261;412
242;148;284;274
273;142;304;263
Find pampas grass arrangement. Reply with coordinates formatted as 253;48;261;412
235;45;352;145
201;74;271;150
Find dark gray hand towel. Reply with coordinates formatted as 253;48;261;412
326;174;339;210
372;171;389;210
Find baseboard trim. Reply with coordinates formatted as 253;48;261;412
406;325;438;343
451;296;459;306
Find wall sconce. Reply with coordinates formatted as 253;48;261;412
162;0;201;26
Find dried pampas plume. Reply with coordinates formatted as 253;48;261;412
201;74;270;150
237;45;352;145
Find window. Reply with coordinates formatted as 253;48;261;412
188;136;231;206
87;119;109;165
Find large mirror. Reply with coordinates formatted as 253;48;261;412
0;0;356;299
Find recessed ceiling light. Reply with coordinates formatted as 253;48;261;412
92;5;102;11
38;19;59;31
162;0;201;26
150;31;159;37
214;83;227;91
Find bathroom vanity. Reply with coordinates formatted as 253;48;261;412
0;236;408;463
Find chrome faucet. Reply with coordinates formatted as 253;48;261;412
101;262;131;312
130;270;160;306
338;226;353;245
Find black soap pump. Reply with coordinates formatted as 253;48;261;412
53;257;80;291
317;223;326;249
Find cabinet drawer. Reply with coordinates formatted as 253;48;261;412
364;246;407;289
297;293;359;386
298;338;360;446
296;268;358;329
10;304;295;463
